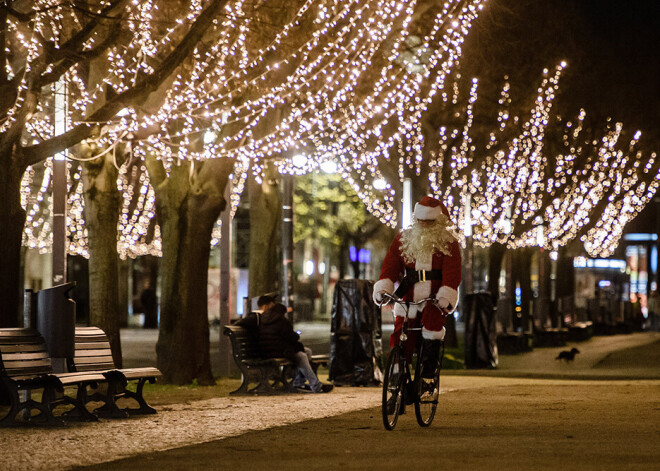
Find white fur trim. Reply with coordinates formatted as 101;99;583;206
422;327;446;340
413;280;432;302
436;286;459;311
414;202;442;221
414;254;432;271
393;303;418;319
373;278;394;304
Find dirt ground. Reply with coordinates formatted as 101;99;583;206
4;333;659;471
73;378;660;471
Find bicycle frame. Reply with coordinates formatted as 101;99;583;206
379;292;447;430
379;292;439;341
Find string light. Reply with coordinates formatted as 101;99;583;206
16;0;487;257
427;63;658;257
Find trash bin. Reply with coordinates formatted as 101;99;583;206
329;279;383;386
464;292;498;369
36;282;77;360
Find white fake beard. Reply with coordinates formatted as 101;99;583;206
400;217;458;265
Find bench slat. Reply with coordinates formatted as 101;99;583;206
74;334;107;342
0;336;46;345
0;344;47;353
75;349;113;357
74;360;116;370
3;358;52;368
0;328;41;337
1;351;50;361
75;341;111;350
4;365;52;377
55;372;106;384
120;367;162;379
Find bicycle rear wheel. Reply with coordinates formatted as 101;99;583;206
414;340;444;427
382;346;405;430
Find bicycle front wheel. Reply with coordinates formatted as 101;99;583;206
414;340;443;427
382;346;405;430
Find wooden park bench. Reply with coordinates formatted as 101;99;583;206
223;324;329;395
67;327;162;417
0;328;106;426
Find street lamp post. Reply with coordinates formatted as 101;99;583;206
281;173;294;318
52;78;68;288
218;183;233;376
536;217;550;329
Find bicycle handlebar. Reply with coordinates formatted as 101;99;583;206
377;292;435;308
377;292;449;316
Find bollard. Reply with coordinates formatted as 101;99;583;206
36;282;76;373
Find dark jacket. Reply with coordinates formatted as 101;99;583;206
232;311;261;330
258;303;304;360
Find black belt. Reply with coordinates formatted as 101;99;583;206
394;267;443;297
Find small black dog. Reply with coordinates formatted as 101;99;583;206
555;347;580;362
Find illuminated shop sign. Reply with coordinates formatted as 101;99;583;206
573;257;626;271
623;233;658;242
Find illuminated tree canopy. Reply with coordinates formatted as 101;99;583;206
342;63;659;257
12;0;486;257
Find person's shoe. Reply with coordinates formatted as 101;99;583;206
419;377;438;401
318;383;334;393
295;384;313;393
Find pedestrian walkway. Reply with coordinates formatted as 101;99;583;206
465;331;660;380
2;330;658;470
84;378;660;471
0;387;380;471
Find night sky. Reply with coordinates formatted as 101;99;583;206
460;0;660;133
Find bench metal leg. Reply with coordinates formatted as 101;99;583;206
121;378;157;415
230;367;273;396
229;374;253;395
91;380;129;419
50;385;98;422
0;387;61;427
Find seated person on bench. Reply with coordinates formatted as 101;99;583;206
257;295;333;394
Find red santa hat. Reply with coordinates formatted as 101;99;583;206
414;195;449;221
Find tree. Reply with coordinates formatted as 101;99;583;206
146;156;233;384
14;0;486;382
1;0;230;333
294;171;392;279
247;161;281;298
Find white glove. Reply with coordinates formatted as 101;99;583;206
436;296;450;309
373;279;394;305
373;290;390;305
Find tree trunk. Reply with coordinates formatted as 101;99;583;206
487;242;507;304
248;163;281;298
148;158;232;385
519;248;533;333
118;259;130;328
83;152;123;367
0;154;27;327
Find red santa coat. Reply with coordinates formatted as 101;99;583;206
375;232;462;344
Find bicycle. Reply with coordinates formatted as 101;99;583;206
378;292;446;430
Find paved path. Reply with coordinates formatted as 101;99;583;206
0;387;380;471
76;377;660;471
76;379;660;471
2;330;659;470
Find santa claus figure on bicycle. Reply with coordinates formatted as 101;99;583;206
373;195;462;375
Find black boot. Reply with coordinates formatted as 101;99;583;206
421;339;441;378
